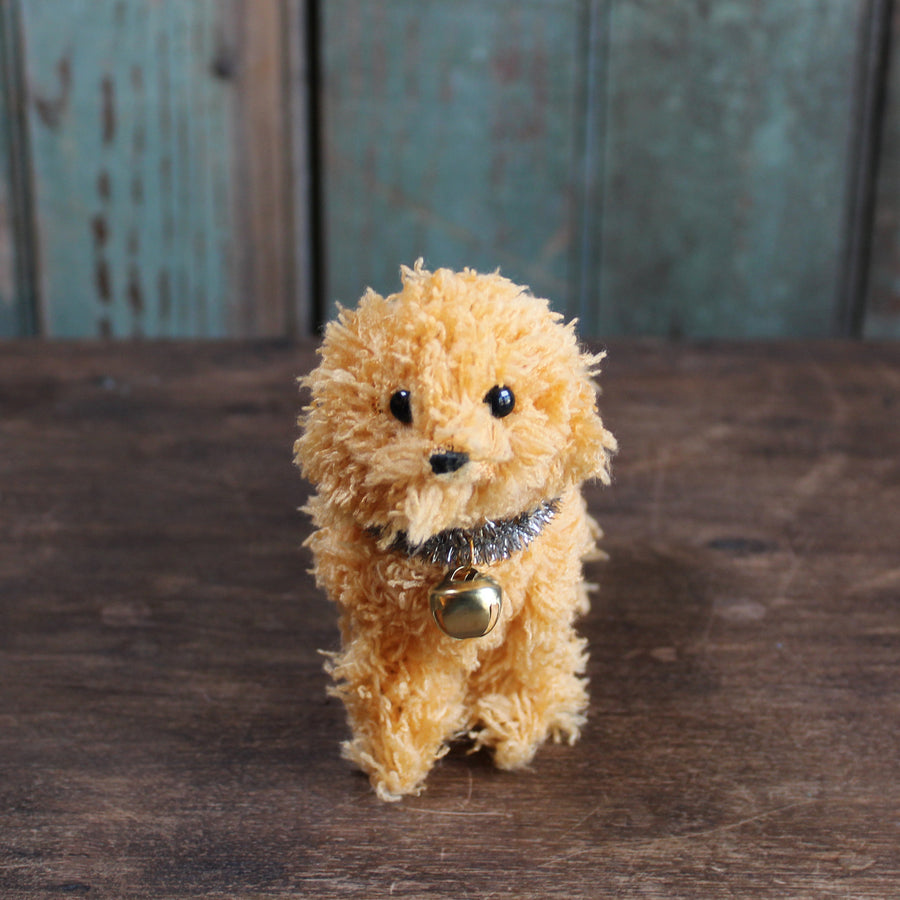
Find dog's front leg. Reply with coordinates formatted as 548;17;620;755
327;635;469;801
464;494;594;770
468;611;590;771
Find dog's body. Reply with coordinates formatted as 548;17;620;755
296;264;615;800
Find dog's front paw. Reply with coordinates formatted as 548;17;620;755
471;684;588;771
341;736;448;801
469;693;540;771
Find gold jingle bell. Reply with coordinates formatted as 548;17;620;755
429;566;502;639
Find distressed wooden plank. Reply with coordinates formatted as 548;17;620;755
835;0;892;337
590;0;864;338
320;0;583;315
321;1;869;338
1;340;900;896
285;0;317;334
0;0;37;336
229;0;297;336
19;0;298;338
866;0;900;337
0;21;20;337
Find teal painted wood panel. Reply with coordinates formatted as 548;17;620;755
867;2;900;337
321;0;585;315
589;0;863;337
20;0;299;338
322;0;866;338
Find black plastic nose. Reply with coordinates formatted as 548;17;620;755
430;451;469;475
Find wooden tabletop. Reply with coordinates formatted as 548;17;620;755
1;340;898;899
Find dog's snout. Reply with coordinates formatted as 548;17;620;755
430;451;469;475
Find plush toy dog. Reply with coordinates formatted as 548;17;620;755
295;262;616;800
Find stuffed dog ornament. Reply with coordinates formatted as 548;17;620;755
295;262;616;800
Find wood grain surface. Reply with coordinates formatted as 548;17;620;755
1;340;899;898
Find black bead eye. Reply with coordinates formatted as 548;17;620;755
389;389;413;425
484;385;515;418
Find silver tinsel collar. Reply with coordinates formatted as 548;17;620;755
387;498;561;568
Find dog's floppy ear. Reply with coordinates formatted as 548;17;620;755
295;290;386;494
569;400;616;485
565;352;617;486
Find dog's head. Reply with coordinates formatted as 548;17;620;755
295;263;616;549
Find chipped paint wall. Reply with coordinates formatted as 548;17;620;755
0;0;897;338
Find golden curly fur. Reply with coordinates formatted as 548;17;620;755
294;262;616;800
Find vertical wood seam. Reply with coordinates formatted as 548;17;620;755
837;0;894;337
0;0;40;336
303;0;325;333
281;0;301;339
573;0;611;332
